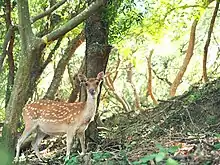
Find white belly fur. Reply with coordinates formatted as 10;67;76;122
38;122;69;135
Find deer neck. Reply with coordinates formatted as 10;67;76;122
83;92;97;121
85;92;97;111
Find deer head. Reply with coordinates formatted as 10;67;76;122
78;71;104;99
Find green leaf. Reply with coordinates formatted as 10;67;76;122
203;160;212;165
132;161;141;165
168;146;179;154
132;58;137;67
166;158;179;165
65;156;79;165
139;153;157;163
122;47;132;58
93;152;103;160
214;133;220;138
214;143;220;150
92;152;113;161
155;143;167;152
155;152;166;162
102;152;113;159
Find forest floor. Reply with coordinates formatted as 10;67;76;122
15;78;220;165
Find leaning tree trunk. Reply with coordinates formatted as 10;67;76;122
85;0;111;142
147;49;158;105
169;19;198;97
44;30;85;100
202;0;219;82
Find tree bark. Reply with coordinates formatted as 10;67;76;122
202;0;219;82
147;49;158;105
84;0;111;143
3;0;16;108
5;31;15;108
170;19;198;96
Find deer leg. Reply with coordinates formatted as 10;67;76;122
15;124;37;162
77;131;86;156
31;129;46;160
66;131;75;160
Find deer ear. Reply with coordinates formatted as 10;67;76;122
97;71;104;81
78;74;87;82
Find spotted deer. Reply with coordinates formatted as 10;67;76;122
15;71;104;162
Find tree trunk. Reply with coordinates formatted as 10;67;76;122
44;30;85;100
202;0;219;82
147;49;158;105
5;32;15;108
169;19;198;96
105;72;131;112
85;0;111;143
126;62;144;110
2;0;44;163
68;56;86;103
4;0;16;108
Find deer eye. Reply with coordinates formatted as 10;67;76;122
85;82;88;86
96;81;99;85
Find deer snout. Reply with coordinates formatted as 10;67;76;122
89;89;96;95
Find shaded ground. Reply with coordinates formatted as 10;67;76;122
15;78;220;165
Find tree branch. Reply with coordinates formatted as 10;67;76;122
163;0;215;22
44;30;85;100
40;37;63;73
43;0;105;42
105;74;131;112
163;5;205;21
0;26;14;72
152;69;172;86
202;0;219;82
31;0;67;23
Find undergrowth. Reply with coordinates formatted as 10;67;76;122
65;144;181;165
